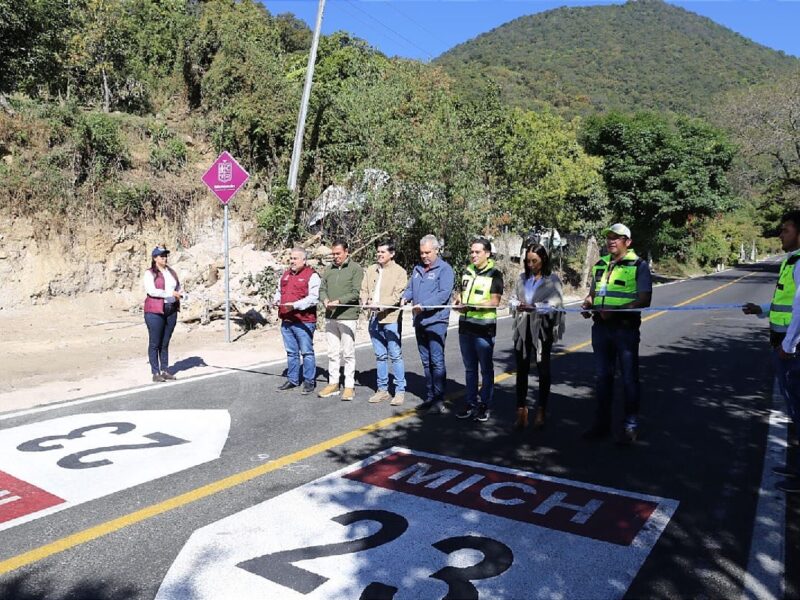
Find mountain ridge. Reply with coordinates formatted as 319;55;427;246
434;0;800;115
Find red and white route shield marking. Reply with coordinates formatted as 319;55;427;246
0;410;230;531
158;447;678;600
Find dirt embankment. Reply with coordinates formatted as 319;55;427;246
0;290;290;412
0;203;294;412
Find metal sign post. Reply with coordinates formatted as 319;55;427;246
223;203;230;342
201;152;250;343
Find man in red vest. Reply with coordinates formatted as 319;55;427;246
273;248;320;394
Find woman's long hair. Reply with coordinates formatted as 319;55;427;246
522;243;551;278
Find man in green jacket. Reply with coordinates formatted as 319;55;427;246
318;239;364;401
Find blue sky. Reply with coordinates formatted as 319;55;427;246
261;0;800;62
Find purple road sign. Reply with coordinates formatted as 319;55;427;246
202;152;250;205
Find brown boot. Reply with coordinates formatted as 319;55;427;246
532;406;546;429
513;407;528;430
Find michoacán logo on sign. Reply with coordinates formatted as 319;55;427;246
202;152;249;205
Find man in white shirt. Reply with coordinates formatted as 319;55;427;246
744;210;800;492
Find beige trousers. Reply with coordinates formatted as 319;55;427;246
326;319;357;388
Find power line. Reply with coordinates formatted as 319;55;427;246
337;0;436;60
380;0;439;41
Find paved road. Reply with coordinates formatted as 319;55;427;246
0;262;793;599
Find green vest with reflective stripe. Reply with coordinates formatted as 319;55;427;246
461;259;500;325
592;250;641;308
769;250;800;332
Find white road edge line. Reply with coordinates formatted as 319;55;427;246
0;316;510;422
0;262;763;422
0;356;284;422
741;378;787;600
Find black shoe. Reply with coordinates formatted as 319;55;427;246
277;381;299;391
777;478;800;493
456;407;476;420
614;427;639;446
582;425;611;441
474;405;490;423
417;400;435;412
161;371;176;381
773;465;799;478
152;373;165;383
431;402;449;415
301;382;316;395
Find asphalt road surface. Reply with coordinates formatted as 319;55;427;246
0;261;795;600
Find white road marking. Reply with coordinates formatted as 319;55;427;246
741;379;787;600
0;359;287;422
157;448;678;600
0;410;230;531
1;259;762;422
0;314;509;422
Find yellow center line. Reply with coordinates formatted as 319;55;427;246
0;270;754;575
641;272;752;323
553;272;753;356
0;411;416;575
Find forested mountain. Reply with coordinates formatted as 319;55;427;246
434;0;800;116
1;0;794;276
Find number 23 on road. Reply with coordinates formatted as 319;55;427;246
158;448;678;600
0;410;230;531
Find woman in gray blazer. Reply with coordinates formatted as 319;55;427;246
511;243;565;429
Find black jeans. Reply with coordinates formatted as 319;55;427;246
144;306;178;374
591;322;641;428
514;333;553;410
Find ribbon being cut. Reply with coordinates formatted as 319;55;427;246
273;302;747;313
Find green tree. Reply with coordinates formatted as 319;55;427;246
274;13;311;55
292;32;391;194
0;0;72;96
186;0;297;174
304;60;493;264
500;109;607;234
67;0;144;111
581;112;736;258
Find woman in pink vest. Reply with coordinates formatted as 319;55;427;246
143;245;182;382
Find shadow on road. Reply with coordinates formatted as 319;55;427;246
0;286;782;599
302;310;775;598
0;572;140;600
171;356;208;374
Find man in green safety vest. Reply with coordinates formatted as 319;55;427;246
581;223;653;444
454;238;504;423
744;210;800;493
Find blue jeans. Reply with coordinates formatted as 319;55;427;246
459;332;496;409
144;310;177;374
415;322;448;404
591;323;641;428
369;317;406;392
773;348;800;431
281;321;316;385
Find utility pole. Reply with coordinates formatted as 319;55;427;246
288;0;326;192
